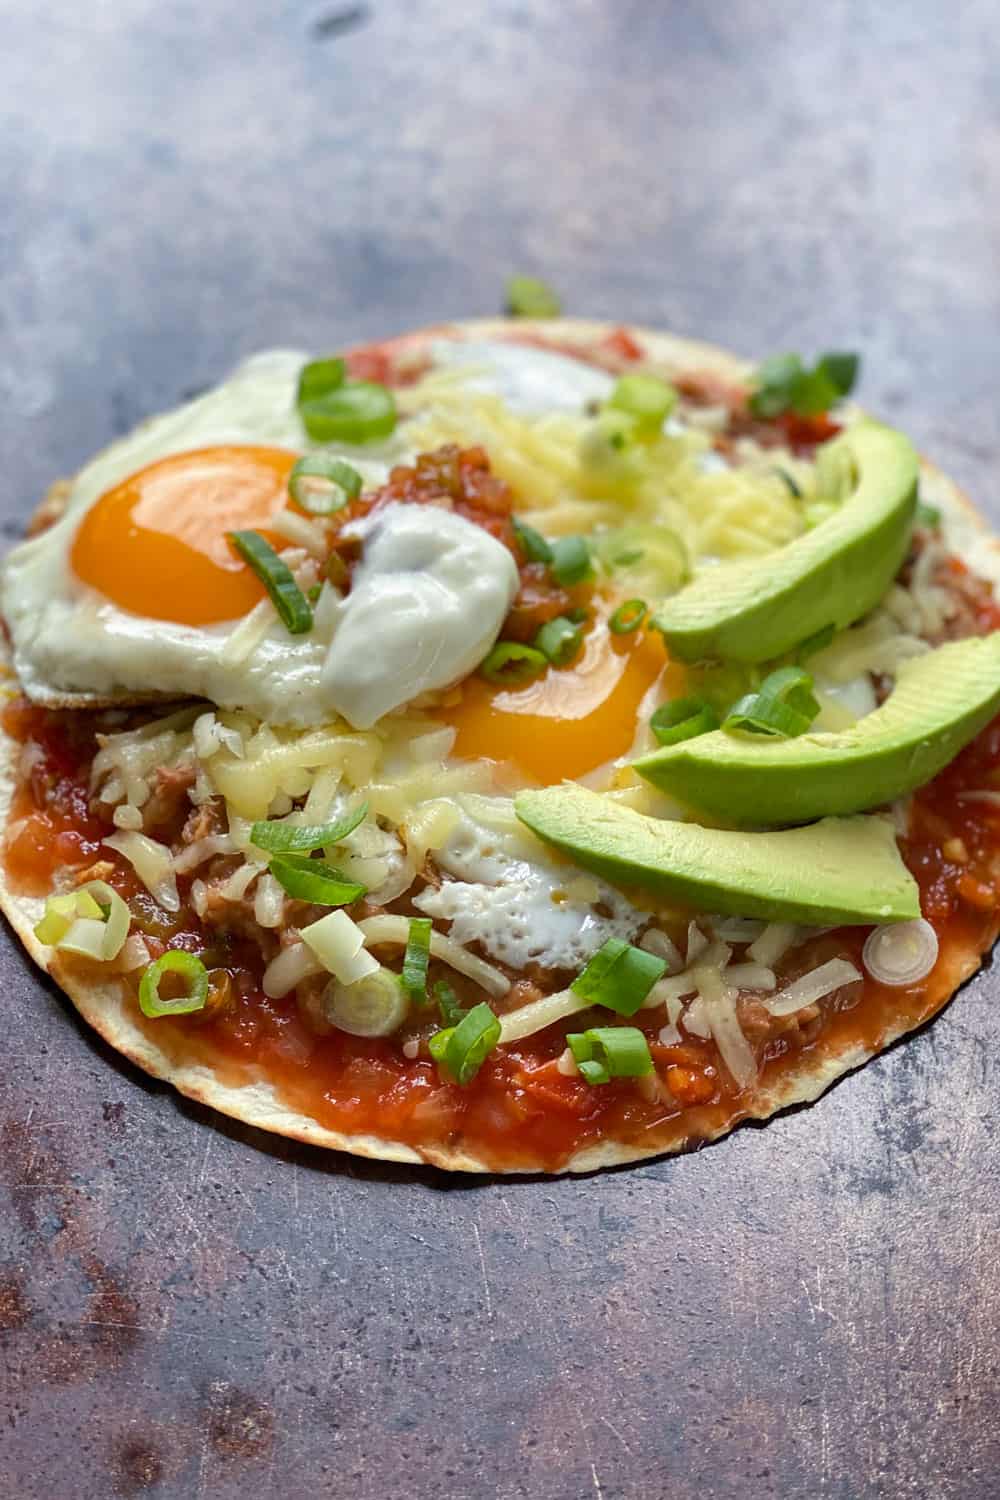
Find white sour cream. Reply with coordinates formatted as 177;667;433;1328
321;504;519;729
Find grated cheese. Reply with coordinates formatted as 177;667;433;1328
765;958;862;1016
103;831;179;912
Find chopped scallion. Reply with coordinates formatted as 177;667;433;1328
724;664;820;738
429;1001;501;1085
795;623;835;661
773;467;803;498
549;535;593;587
288;454;362;514
480;641;547;685
401;917;432;1005
139;950;209;1019
749;350;860;420
609;599;647;635
916;500;942;528
570;938;667;1017
268;853;367;906
228;530;313;635
434;979;465;1027
297;357;346;403
299;381;397;444
505;275;562;318
512;516;554;564
650;696;718;746
607;373;677;437
534;615;583;667
567;1026;654;1085
250;802;368;853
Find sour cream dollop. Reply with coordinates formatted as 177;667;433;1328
321;503;519;729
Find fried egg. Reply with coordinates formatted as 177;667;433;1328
414;808;643;969
0;343;617;731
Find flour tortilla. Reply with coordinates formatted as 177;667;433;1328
2;317;999;1174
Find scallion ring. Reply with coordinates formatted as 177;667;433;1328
228;530;313;635
288;455;362;514
607;373;677;438
297;357;346;403
534;615;583;667
609;599;647;635
401;917;432;1005
505;274;562;318
325;969;408;1037
434;979;465;1027
429;1000;501;1086
549;535;593;587
268;854;366;907
299;381;397;444
570;938;666;1017
480;641;547;685
512;517;553;564
250;801;368;854
723;665;819;739
139;950;209;1019
567;1026;654;1085
650;697;718;747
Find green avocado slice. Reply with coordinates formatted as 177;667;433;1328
515;784;919;926
635;633;1000;826
652;421;918;662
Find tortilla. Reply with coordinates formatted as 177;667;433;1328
2;317;999;1174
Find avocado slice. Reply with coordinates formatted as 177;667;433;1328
635;633;1000;826
653;421;918;662
515;784;919;925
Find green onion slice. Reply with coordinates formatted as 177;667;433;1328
512;517;553;564
819;351;860;397
297;357;346;403
607;373;677;437
597;524;688;595
650;696;718;746
429;1001;501;1086
773;467;803;498
268;854;367;906
570;938;667;1017
288;455;363;514
250;801;368;853
480;641;547;685
724;664;820;739
34;880;131;961
434;979;465;1027
795;623;835;661
401;917;432;1005
534;615;583;667
228;530;313;635
567;1026;654;1085
609;599;647;635
299;381;397;444
139;950;209;1019
549;535;593;587
916;500;941;528
749;350;860;420
505;275;562;318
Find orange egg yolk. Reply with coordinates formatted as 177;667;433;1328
449;615;684;784
71;445;299;626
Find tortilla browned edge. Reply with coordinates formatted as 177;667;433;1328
2;316;999;1175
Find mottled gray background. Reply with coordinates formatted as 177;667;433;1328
2;3;999;1497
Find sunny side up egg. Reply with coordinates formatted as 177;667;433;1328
0;342;675;787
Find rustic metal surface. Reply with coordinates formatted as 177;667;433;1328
2;3;999;1496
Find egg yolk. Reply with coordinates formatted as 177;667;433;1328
71;445;299;626
450;616;682;784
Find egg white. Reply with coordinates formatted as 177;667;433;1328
414;809;642;970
